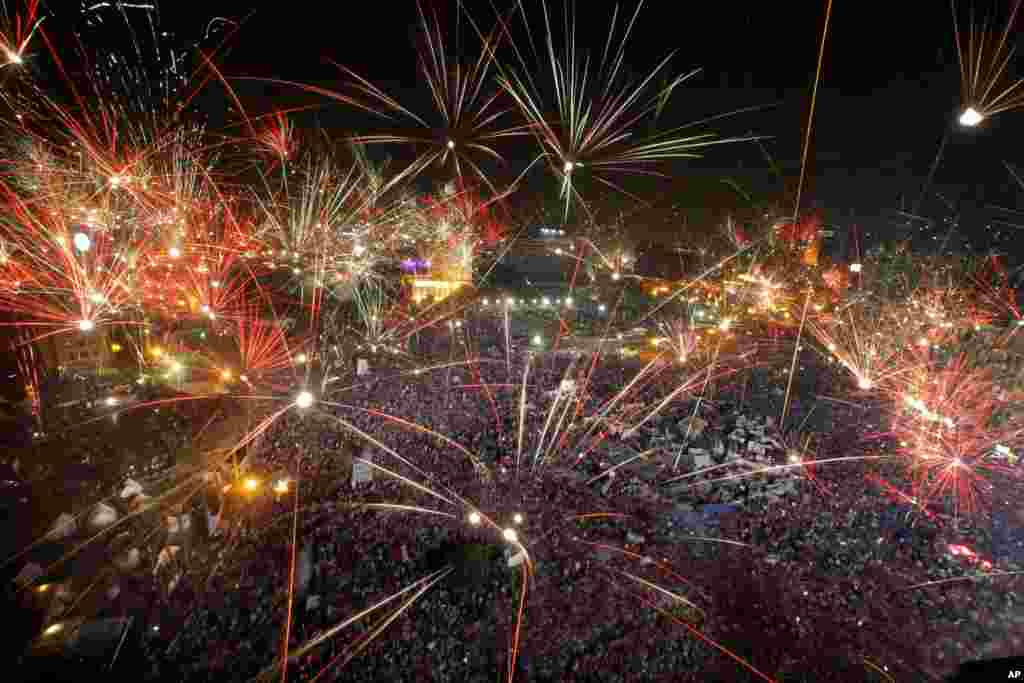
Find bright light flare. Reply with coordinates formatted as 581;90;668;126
243;477;260;492
44;623;63;636
858;376;873;390
295;390;314;409
168;247;181;259
958;107;984;127
274;479;291;494
468;511;482;526
502;528;519;543
78;319;95;332
73;232;91;253
849;263;862;273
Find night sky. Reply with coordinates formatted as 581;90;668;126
162;1;1021;257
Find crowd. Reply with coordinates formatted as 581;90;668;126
131;331;1024;682
13;315;1023;681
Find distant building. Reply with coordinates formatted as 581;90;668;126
36;327;112;373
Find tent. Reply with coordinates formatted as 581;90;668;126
154;545;181;574
14;561;42;587
47;513;77;540
113;548;140;571
128;493;153;511
89;503;118;528
120;478;143;499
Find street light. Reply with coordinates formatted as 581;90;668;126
958;107;984;127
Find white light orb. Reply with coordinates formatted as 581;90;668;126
858;376;873;390
446;139;455;149
502;528;518;543
73;232;91;253
532;334;542;346
168;247;181;259
958;107;984;127
563;160;575;173
612;272;621;281
468;511;482;526
849;263;862;273
513;513;524;524
78;319;95;332
105;396;118;407
295;390;314;409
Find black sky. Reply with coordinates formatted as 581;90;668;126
89;1;1024;255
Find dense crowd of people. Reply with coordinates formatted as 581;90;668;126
10;320;1024;681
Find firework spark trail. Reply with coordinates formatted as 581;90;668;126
571;538;727;606
780;288;812;429
328;403;485;472
314;403;468;509
584;448;657;484
953;0;1024;119
626;361;738;438
516;353;531;475
255;567;453;679
492;0;758;219
899;570;1024;592
280;474;300;683
624;584;779;683
792;0;833;222
662;454;893;489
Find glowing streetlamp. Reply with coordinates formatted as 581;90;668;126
958;107;984;127
295;390;314;409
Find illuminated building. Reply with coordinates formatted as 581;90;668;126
404;238;475;303
36;327;112;373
